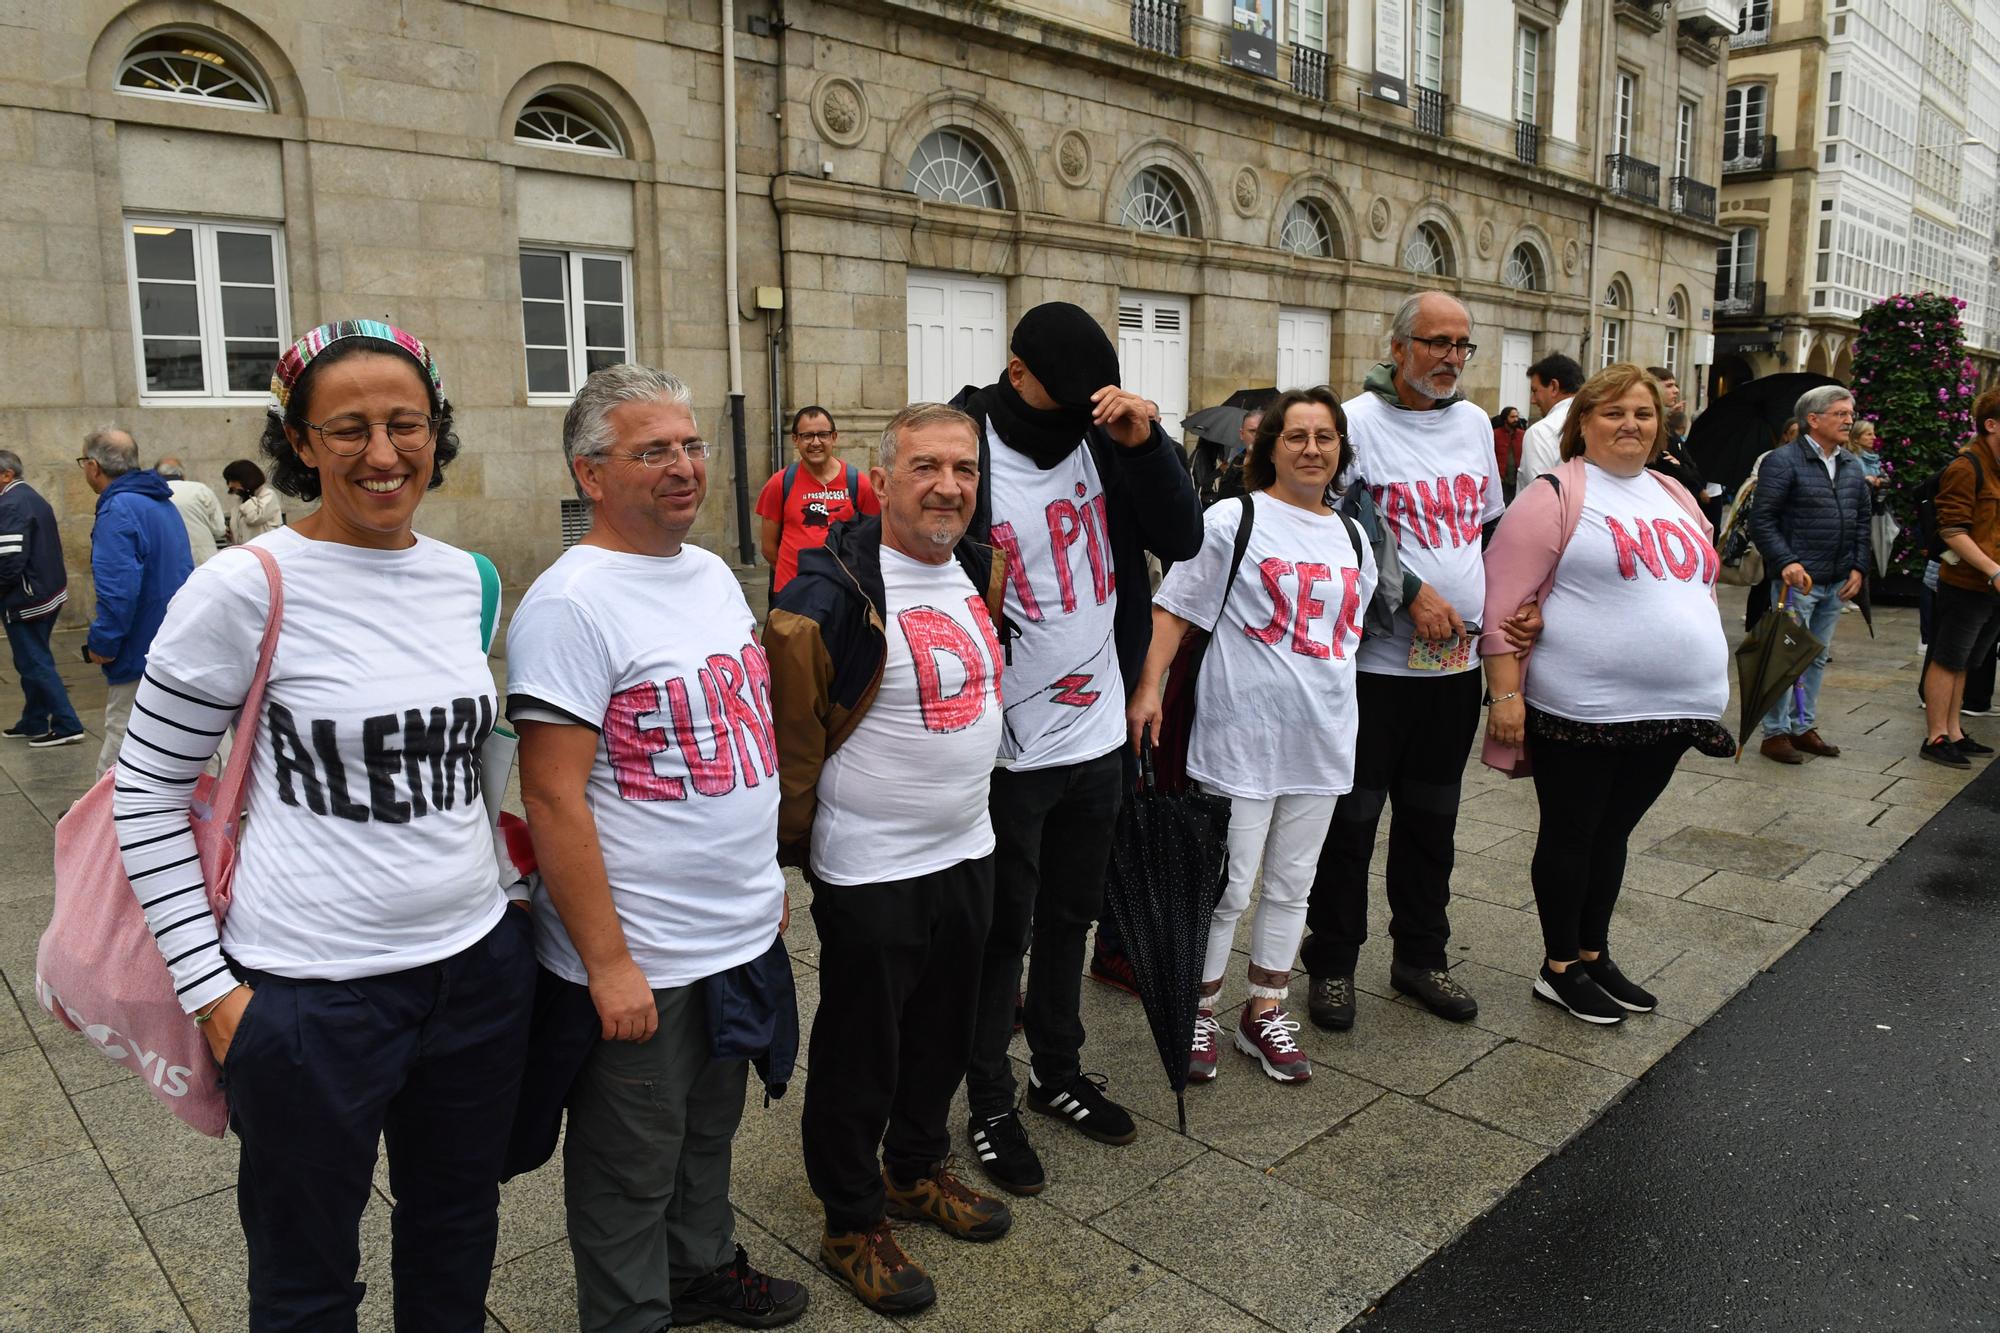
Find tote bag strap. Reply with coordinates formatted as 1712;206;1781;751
212;545;284;835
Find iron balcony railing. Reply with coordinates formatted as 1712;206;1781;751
1130;0;1182;57
1515;120;1541;166
1413;86;1448;137
1290;44;1327;101
1604;153;1661;205
1713;279;1766;316
1721;133;1778;174
1731;13;1771;47
1667;175;1716;223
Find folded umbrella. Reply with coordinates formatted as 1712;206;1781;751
1733;587;1827;759
1872;508;1901;580
1100;742;1231;1134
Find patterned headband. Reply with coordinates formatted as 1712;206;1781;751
269;319;442;415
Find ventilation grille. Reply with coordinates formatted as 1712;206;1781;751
560;499;593;550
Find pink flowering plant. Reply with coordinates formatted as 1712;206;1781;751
1852;291;1976;579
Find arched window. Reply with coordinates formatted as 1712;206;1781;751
1279;200;1337;258
1667;291;1686;321
1403;221;1453;277
117;31;268;109
1120;168;1193;237
1600;280;1628;368
905;129;1005;208
514;91;624;156
1502;243;1545;292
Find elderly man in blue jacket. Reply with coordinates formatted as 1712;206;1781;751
79;427;192;776
1748;386;1873;764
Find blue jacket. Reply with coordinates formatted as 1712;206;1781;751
0;479;68;623
86;470;193;684
1748;438;1873;586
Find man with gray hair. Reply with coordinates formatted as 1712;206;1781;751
765;403;1012;1313
79;426;192;774
153;456;228;564
1301;291;1509;1031
505;365;808;1331
0;449;85;746
1747;385;1873;763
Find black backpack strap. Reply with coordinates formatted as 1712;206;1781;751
1212;493;1256;633
844;463;860;506
780;462;800;506
1540;471;1563;498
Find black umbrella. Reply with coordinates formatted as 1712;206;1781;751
1688;373;1843;495
1733;587;1827;759
1101;741;1231;1134
1182;387;1282;447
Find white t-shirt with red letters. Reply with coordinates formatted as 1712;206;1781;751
811;547;1004;884
1154;492;1378;800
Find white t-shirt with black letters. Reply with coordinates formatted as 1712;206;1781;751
1154;492;1378;800
505;543;783;990
811;548;1003;885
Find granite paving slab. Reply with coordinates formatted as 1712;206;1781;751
1447;961;1695;1081
1424;1043;1632;1150
1679;868;1841;929
0;1150;195;1332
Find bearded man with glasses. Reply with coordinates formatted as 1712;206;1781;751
1299;290;1518;1033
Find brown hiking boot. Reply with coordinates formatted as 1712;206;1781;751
819;1224;935;1314
884;1159;1014;1242
1759;734;1805;765
1793;728;1841;757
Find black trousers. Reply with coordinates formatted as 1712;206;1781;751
1526;734;1689;960
965;748;1124;1118
224;911;536;1333
802;857;995;1233
1301;670;1483;977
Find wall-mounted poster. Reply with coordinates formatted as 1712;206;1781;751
1230;0;1277;76
1372;0;1407;104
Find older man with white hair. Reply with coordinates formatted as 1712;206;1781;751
154;456;229;564
1747;384;1873;763
1300;291;1508;1032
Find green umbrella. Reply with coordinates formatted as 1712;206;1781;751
1733;588;1826;760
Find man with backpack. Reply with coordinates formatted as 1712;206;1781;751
1917;386;2000;768
1747;386;1872;764
756;406;879;596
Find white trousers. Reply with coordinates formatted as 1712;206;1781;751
1201;791;1339;987
96;679;137;779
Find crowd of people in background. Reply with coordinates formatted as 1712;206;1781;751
0;285;1987;1331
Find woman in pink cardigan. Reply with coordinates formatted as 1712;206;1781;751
1478;364;1734;1026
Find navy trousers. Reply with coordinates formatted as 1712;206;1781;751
4;610;81;737
224;909;535;1332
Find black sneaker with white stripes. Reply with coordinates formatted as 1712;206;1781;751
1024;1071;1138;1146
966;1108;1045;1197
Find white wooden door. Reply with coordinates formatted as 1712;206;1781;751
1500;331;1535;414
1276;306;1333;391
906;270;1007;403
1115;292;1190;439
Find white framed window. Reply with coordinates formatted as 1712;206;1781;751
1279;200;1337;257
1403;221;1453;277
1600;281;1627;369
124;217;288;403
1514;24;1542;125
1664;326;1683;382
1120;168;1193;237
1723;85;1768;165
520;248;633;398
1413;0;1446;93
1675;99;1696;177
1291;0;1328;50
117;31;268;110
1503;243;1545;292
906;130;1005;209
1613;72;1636;157
514;91;623;156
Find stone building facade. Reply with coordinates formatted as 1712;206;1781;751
1712;0;2000;395
0;0;1731;605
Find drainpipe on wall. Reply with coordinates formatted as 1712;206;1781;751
722;0;754;564
1584;0;1614;368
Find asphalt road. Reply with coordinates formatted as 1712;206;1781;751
1353;759;2000;1333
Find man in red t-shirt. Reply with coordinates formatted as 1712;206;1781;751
757;405;881;594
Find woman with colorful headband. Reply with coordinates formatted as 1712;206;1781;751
112;320;534;1329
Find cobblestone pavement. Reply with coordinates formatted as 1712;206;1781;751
0;591;1974;1332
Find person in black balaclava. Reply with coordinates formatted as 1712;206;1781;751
947;302;1202;1196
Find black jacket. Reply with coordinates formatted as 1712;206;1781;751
764;513;1006;858
1748;437;1873;584
948;384;1204;691
0;479;68;622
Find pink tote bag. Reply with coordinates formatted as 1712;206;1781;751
35;545;282;1138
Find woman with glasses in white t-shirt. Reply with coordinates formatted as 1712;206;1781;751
1479;363;1734;1028
112;320;534;1329
1128;387;1377;1086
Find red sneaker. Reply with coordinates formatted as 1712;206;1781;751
1089;946;1139;997
1188;1008;1221;1083
1234;1006;1312;1083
